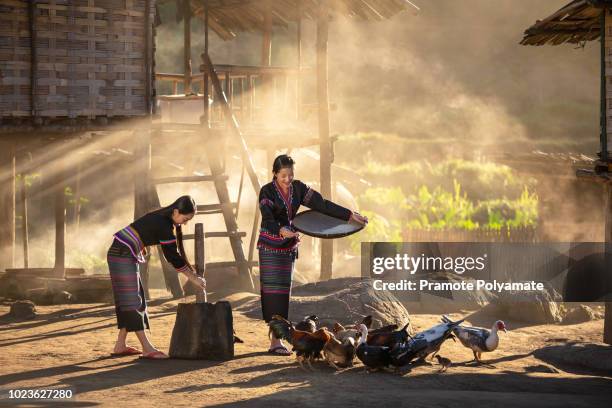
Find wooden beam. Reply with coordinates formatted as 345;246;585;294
317;0;333;281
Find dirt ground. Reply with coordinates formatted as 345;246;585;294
1;291;611;408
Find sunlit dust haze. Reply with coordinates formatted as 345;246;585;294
1;0;605;284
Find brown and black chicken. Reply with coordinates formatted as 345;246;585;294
268;315;333;371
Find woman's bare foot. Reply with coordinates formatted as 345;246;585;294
113;341;130;354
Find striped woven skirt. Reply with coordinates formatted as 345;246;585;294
258;248;296;322
107;239;150;332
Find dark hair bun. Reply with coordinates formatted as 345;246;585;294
272;154;295;174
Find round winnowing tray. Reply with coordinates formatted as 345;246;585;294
292;210;366;239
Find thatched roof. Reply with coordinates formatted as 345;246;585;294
520;0;608;46
158;0;419;40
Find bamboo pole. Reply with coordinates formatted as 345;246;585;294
317;0;333;281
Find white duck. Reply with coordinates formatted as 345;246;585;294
441;316;507;362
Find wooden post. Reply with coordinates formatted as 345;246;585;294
195;223;206;303
20;167;28;269
133;129;152;298
604;184;612;345
261;0;273;122
602;6;612;345
246;74;253;124
54;161;66;278
183;0;192;95
1;141;18;271
144;0;155;115
317;0;333;281
296;1;303;120
261;0;272;67
73;161;81;242
10;148;16;269
202;3;210;125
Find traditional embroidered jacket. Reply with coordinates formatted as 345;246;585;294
113;212;191;273
257;179;352;253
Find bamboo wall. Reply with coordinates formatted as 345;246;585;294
0;0;155;119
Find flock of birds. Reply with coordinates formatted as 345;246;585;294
268;314;507;373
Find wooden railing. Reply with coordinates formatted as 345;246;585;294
156;64;311;126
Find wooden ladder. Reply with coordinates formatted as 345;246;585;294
137;53;263;298
145;125;256;298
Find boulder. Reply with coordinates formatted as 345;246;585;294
486;284;563;324
239;277;411;331
397;272;494;314
562;304;598;324
534;342;612;373
26;288;73;305
9;300;36;320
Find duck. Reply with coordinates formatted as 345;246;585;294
355;324;393;372
441;315;507;363
390;318;464;367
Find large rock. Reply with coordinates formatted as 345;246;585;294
562;304;598;324
26;288;73;305
485;284;563;324
397;272;494;314
240;277;411;331
534;342;612;374
9;300;36;320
